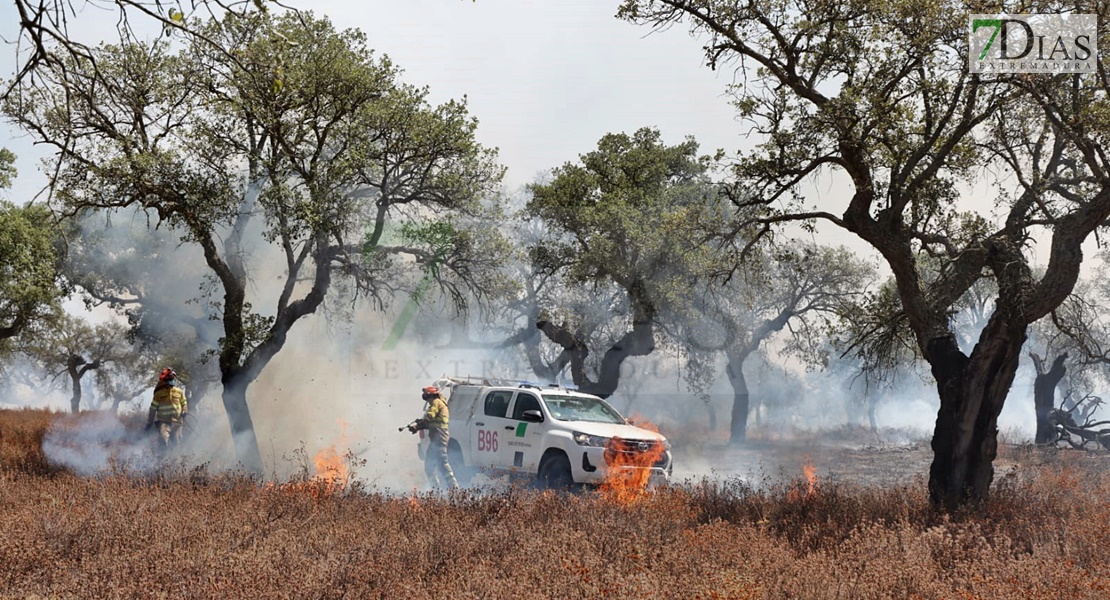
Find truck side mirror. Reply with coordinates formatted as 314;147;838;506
521;409;544;423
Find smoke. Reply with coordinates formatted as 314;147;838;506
0;374;67;410
41;411;157;476
247;317;425;489
34;202;1065;493
41;199;528;490
251;309;542;490
239;311;1051;492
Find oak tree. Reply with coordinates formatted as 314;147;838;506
679;243;874;443
621;0;1110;509
526;127;721;398
6;12;506;472
23;315;130;413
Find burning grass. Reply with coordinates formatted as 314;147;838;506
599;416;668;505
263;419;358;499
3;409;1110;599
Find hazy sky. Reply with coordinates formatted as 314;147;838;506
0;0;747;197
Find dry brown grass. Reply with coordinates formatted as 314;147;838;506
2;409;1109;599
0;408;64;476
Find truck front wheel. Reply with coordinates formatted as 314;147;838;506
538;452;574;491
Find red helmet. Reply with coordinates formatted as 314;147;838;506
159;368;177;382
421;386;440;400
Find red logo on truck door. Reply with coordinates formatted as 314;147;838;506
478;429;499;452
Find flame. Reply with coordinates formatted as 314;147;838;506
803;461;818;496
312;445;347;489
309;418;351;493
598;416;667;505
787;455;819;502
265;419;353;498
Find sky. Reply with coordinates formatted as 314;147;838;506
0;0;749;196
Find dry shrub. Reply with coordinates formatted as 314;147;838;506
0;408;63;475
2;410;1109;599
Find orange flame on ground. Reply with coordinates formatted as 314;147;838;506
309;418;351;493
787;455;819;502
598;416;667;505
312;446;347;489
803;461;818;496
265;419;352;498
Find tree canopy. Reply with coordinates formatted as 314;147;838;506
0;188;65;344
5;11;508;471
22;314;130;413
526;127;722;397
0;148;15;189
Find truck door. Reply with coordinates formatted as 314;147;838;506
506;391;545;472
471;390;514;471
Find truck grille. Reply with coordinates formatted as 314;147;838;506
603;438;668;468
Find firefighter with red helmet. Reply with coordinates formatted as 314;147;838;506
146;368;188;454
409;385;458;489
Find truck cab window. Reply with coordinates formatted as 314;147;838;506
484;391;512;417
511;393;542;420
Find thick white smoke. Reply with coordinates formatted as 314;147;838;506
28;202;1068;491
41;411;158;476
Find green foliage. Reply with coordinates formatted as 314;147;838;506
20;314;134;411
617;2;1098;506
832;276;917;384
23;315;129;370
0;148;15;189
6;10;507;373
0;200;65;340
526;127;721;311
399;222;455;255
4;8;509;477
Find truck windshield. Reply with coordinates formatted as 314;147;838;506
543;394;626;424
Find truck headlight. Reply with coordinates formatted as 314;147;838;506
573;432;610;447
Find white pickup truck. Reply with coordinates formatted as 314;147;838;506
418;378;672;489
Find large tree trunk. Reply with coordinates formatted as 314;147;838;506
725;349;751;444
927;319;1026;511
1030;352;1067;445
68;373;82;414
66;356;97;413
66;356;82;413
221;374;264;475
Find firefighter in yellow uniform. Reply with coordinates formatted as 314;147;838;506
146;368;188;454
409;386;459;489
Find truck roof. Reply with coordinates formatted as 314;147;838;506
432;375;592;397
